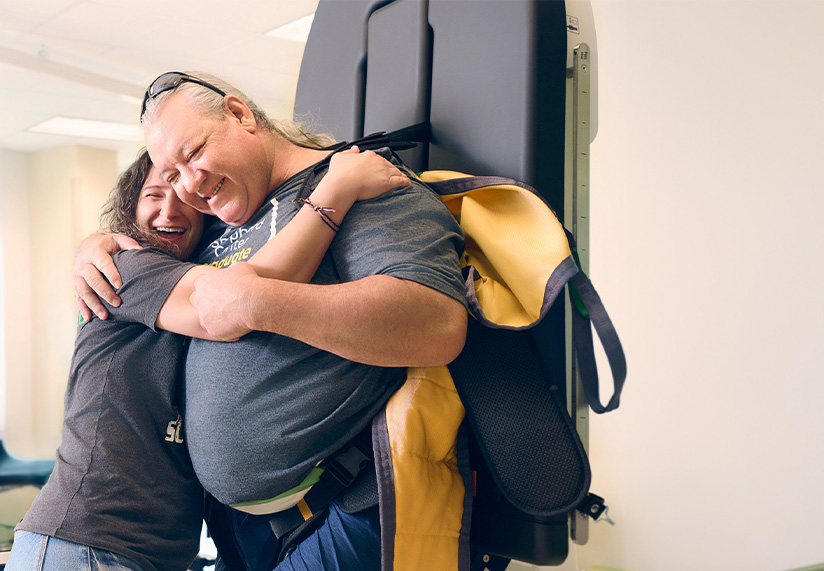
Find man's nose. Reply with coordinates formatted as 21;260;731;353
176;166;207;197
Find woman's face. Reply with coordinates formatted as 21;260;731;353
135;166;205;260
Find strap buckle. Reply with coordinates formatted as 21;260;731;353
325;442;371;487
577;493;614;524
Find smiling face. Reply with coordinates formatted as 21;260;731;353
135;166;204;260
143;90;273;227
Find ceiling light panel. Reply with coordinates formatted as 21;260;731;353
28;117;142;142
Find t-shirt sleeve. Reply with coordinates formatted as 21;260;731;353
329;177;467;306
106;248;196;330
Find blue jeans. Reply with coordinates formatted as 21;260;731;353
5;531;144;571
208;499;381;571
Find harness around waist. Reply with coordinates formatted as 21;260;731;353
230;432;373;516
231;466;325;515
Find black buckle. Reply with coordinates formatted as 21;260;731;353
577;493;607;520
325;443;370;487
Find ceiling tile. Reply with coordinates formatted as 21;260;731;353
0;0;319;153
33;2;153;47
0;0;78;33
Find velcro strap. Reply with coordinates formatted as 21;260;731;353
568;271;626;414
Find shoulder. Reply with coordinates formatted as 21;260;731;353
112;247;176;272
113;247;176;263
106;248;195;326
112;248;193;290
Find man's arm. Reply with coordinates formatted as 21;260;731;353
154;148;410;339
74;147;408;336
153;190;344;340
190;263;468;367
189;170;469;365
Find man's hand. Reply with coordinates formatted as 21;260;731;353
73;233;141;321
190;262;256;341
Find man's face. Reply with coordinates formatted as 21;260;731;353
135;166;204;260
144;91;271;227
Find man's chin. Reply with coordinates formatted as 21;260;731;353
216;206;252;227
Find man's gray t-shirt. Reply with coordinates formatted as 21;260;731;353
186;156;467;506
17;248;202;571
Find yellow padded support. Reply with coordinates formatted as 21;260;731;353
385;365;467;571
421;170;572;328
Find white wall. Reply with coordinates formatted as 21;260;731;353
1;146;116;456
2;1;822;567
0;155;5;439
563;1;824;570
0;150;32;444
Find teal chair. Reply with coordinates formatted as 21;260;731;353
0;440;54;568
0;441;54;489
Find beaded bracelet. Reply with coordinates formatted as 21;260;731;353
292;198;340;232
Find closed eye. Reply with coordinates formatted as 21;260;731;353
187;145;204;162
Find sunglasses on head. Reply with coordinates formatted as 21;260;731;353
140;72;227;122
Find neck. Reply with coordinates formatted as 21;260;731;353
267;133;331;190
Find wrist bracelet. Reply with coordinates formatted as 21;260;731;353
292;198;340;232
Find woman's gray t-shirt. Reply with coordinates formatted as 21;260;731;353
17;248;202;571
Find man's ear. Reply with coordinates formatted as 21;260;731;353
225;95;257;133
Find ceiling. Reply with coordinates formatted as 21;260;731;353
0;0;319;160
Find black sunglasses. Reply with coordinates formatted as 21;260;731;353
140;72;227;122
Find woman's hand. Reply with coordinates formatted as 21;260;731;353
313;146;411;210
72;233;141;321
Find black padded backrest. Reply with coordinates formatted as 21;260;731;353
295;0;567;211
294;0;392;141
293;2;579;564
426;0;567;190
363;0;432;169
295;0;572;378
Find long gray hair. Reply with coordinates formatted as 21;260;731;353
140;71;335;150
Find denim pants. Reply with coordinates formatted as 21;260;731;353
5;531;144;571
208;498;381;571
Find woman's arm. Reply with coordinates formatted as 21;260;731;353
155;147;409;340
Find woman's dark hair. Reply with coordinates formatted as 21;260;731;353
99;148;179;256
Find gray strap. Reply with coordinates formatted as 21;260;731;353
569;271;626;414
427;173;626;414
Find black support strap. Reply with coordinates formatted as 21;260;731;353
268;433;373;540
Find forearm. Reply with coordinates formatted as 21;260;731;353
238;274;467;367
246;147;408;283
156;177;359;337
155;265;222;339
246;182;351;282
